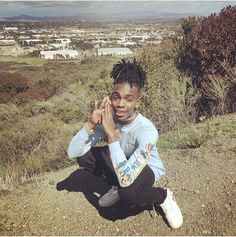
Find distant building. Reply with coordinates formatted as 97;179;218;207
97;48;133;56
71;29;86;34
48;43;68;50
47;38;71;49
54;38;71;44
3;27;18;32
22;39;44;46
118;41;136;47
18;36;30;40
40;49;82;60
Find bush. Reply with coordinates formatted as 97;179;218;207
0;114;74;189
158;113;236;150
0;71;29;94
91;78;113;101
0;71;52;104
0;103;19;121
26;101;56;116
0;116;54;164
138;43;196;132
52;102;87;123
37;77;66;97
177;6;236;116
15;87;51;104
158;123;211;150
178;6;236;80
0;71;29;103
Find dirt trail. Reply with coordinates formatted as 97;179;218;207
0;135;236;235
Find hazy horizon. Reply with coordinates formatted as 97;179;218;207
0;1;235;20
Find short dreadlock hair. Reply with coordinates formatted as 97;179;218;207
110;59;147;89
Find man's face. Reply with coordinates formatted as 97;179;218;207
111;82;140;123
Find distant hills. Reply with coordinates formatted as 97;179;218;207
0;14;77;22
0;13;195;22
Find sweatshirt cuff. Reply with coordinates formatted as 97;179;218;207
108;140;122;154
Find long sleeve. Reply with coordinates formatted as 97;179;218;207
67;125;106;159
108;126;158;187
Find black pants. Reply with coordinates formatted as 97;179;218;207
77;146;167;208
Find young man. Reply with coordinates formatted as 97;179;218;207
67;59;183;228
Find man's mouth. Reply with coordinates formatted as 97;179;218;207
115;110;127;117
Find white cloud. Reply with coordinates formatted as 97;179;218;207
0;1;235;18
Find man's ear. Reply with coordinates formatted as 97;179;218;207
135;97;141;109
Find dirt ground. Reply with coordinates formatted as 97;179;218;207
0;131;236;235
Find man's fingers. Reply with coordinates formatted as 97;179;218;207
100;109;105;116
101;108;105;123
104;96;111;106
107;96;111;105
105;102;111;113
99;97;107;110
105;103;109;116
103;96;112;108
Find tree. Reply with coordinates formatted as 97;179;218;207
178;6;236;84
177;5;236;116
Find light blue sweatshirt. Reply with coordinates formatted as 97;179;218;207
67;113;165;187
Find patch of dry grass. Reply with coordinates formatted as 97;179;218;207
158;113;236;150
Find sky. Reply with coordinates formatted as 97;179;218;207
0;1;235;20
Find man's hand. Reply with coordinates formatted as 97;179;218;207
87;96;110;130
102;103;118;143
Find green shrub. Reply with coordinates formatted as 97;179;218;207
158;114;236;150
0;71;29;103
158;123;211;150
19;154;44;175
0;114;75;189
0;71;52;104
52;102;87;123
177;6;236;116
28;101;56;116
91;78;113;102
37;77;66;97
138;43;196;132
159;124;209;149
0;115;55;164
0;71;29;94
0;103;19;121
178;6;236;79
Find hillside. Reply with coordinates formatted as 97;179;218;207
0;113;235;235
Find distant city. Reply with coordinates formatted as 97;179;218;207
0;20;180;59
0;1;235;60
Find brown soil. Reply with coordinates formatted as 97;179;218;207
0;133;235;235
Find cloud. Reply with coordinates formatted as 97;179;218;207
0;1;235;18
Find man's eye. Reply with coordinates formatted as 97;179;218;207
112;95;119;100
126;98;133;102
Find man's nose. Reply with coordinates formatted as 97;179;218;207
118;98;125;107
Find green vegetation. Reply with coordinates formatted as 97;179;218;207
139;42;195;132
0;55;45;66
177;6;236;117
0;114;77;190
158;114;236;150
52;102;87;124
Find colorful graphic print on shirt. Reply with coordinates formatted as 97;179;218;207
115;142;155;186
